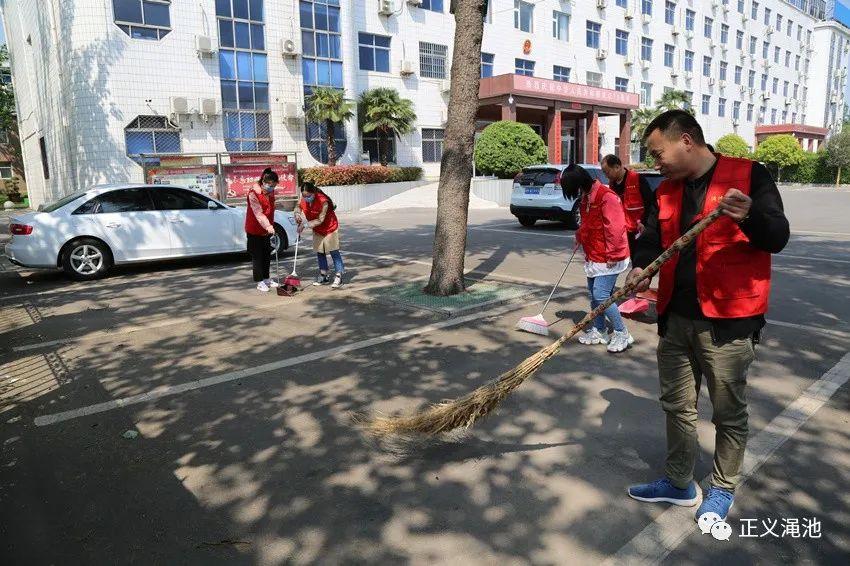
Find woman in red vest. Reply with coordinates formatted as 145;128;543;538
561;164;633;353
245;168;279;292
296;182;345;289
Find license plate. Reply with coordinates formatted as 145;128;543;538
524;187;540;195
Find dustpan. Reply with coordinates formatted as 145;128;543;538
619;297;650;315
282;233;302;289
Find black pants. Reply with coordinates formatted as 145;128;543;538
247;234;271;282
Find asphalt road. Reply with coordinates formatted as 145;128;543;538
1;187;848;565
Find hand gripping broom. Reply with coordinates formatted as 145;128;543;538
358;207;724;438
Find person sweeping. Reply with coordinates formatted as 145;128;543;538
561;164;633;353
625;110;789;523
296;182;345;289
245;168;279;293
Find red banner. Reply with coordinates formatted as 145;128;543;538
223;163;298;199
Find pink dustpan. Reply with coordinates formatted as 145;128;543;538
619;297;650;315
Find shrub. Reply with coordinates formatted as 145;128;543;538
753;134;805;181
474;121;548;179
784;152;820;183
299;165;422;186
715;134;752;158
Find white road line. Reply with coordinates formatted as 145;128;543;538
33;289;579;427
775;253;850;265
767;319;850;339
792;230;850;237
604;351;850;566
469;226;576;239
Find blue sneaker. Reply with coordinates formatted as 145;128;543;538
695;486;734;521
627;477;700;506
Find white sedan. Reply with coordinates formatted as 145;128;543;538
4;184;298;280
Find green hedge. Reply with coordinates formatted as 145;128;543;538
474;121;548;178
297;165;423;186
784;151;850;184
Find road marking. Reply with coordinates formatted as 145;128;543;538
33;289;581;427
767;319;850;339
604;351;850;566
792;230;850;237
775;253;850;265
469;226;576;239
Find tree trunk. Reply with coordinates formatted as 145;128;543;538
837;167;842;188
325;119;337;166
424;0;487;296
379;128;388;166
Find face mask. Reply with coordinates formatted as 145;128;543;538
263;184;275;192
303;195;315;204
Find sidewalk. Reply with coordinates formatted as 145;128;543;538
362;181;500;211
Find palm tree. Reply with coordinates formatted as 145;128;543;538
305;87;355;166
630;106;661;145
656;89;694;114
358;88;417;166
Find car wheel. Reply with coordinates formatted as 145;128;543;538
62;238;112;281
270;224;289;256
517;215;537;227
565;201;581;230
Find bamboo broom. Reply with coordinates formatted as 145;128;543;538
359;207;725;438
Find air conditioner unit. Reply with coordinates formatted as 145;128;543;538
672;28;680;36
170;96;190;116
684;71;693;80
732;118;739;126
624;10;635;20
748;87;755;96
712;0;720;7
642;14;652;25
199;98;219;118
379;0;395;16
831;94;839;103
407;0;422;6
597;48;608;60
400;60;415;75
762;93;771;100
739;84;746;92
283;102;303;120
721;45;727;54
282;38;299;57
641;60;651;70
440;80;451;94
624;59;634;66
195;35;215;57
671;70;679;78
766;27;773;35
784;99;791;106
762;59;769;68
723;5;729;14
685;31;694;40
719;80;726;88
597;0;607;8
708;77;716;86
708;40;716;50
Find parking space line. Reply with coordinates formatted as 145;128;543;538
33;289;580;427
469;226;576;239
604;351;850;566
792;230;850;237
767;319;850;339
775;253;850;265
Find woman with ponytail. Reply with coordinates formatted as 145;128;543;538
296;181;345;288
245;168;279;292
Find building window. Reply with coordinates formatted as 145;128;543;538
718;98;726;117
772;77;778;94
641;37;653;61
586;71;603;88
762;41;769;60
797;24;802;41
419;42;448;78
0;129;8;144
775;14;782;32
782;109;788;122
734;65;742;84
791;112;797;122
616;0;627;7
733;100;741;120
773;46;780;63
703;56;711;77
125;116;181;160
795;55;800;71
640;82;653;106
736;30;744;50
553;11;569;41
358;33;390;72
702;94;710;115
615;77;629;92
749;36;757;55
685;10;694;31
421;0;443;12
361;131;396;164
764;8;770;26
299;0;345;163
514;0;534;33
481;53;494;78
422;128;444;162
586;21;601;49
112;0;171;40
720;24;728;44
761;73;767;91
747;103;754;121
748;70;755;88
771;108;777;124
704;17;713;39
616;30;629;56
0;162;12;179
737;0;744;14
751;1;758;20
787;19;793;36
515;58;535;76
719;61;727;81
785;50;791;67
783;81;789;96
683;90;693;110
794;84;799;98
684;50;694;72
664;44;674;67
665;1;675;25
642;0;652;16
553;65;571;82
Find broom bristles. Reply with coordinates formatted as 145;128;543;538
358;208;724;439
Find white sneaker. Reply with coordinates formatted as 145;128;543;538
607;330;632;353
256;281;271;292
330;273;343;289
265;278;280;289
579;327;609;345
313;273;330;286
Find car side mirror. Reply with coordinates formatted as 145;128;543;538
208;200;218;210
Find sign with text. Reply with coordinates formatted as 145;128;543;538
223;163;298;199
147;166;218;197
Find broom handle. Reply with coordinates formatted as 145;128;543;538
540;242;580;315
555;206;724;347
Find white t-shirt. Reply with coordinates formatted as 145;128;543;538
584;257;631;278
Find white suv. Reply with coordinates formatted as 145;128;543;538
509;164;609;229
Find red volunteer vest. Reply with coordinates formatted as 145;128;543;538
580;181;627;263
299;192;339;236
656;155;771;319
245;188;275;236
621;169;645;233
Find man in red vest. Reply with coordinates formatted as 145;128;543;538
600;154;655;254
624;110;789;522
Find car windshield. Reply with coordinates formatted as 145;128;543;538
40;191;88;213
518;169;560;186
